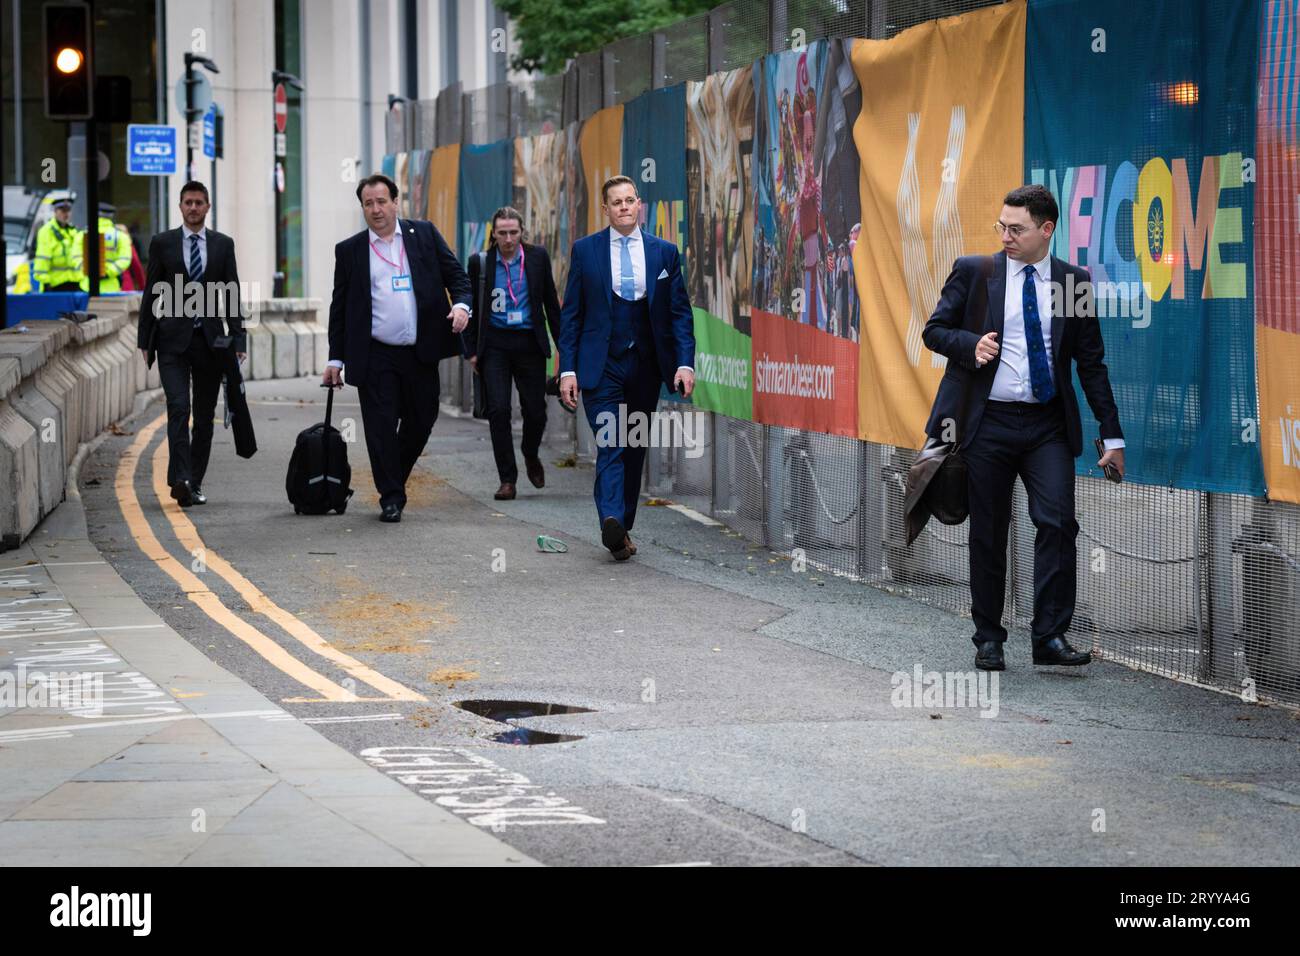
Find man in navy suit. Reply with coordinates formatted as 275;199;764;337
922;185;1125;671
558;175;696;560
324;173;472;523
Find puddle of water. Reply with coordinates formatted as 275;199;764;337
454;699;594;745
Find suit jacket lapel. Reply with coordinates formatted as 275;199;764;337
1049;256;1067;359
597;228;612;311
643;230;660;310
987;250;1006;339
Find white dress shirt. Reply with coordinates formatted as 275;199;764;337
609;226;647;301
366;227;417;347
989;253;1123;450
990;254;1054;404
182;225;207;277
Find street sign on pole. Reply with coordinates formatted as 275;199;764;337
126;124;178;175
202;104;217;159
174;72;212;115
274;132;286;157
274;82;288;133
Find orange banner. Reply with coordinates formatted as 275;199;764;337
851;1;1026;448
425;144;460;250
579;105;624;236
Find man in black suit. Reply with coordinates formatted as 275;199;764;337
463;207;562;500
922;184;1125;672
323;173;472;522
138;180;244;507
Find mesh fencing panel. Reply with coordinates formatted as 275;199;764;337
609;35;654;104
661;12;711;85
410;0;1300;709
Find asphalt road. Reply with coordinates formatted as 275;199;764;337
78;376;1300;866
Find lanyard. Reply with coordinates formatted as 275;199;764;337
369;235;407;273
502;247;524;307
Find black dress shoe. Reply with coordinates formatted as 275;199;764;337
170;480;194;507
1033;635;1092;666
190;485;207;505
525;456;545;489
975;640;1005;671
601;517;631;560
379;504;402;523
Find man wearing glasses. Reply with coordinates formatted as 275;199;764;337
921;185;1125;672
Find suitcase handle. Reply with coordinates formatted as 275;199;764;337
321;382;335;429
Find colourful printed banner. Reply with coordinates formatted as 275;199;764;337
622;85;689;253
852;1;1025;449
514;131;571;286
1026;0;1261;495
457;140;513;262
752;306;858;437
692;308;753;419
579;105;624;236
686;66;756;418
425;144;459;249
753;40;861;434
1257;0;1300;504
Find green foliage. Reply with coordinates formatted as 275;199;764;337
497;0;717;75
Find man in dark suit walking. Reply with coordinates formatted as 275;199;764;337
463;207;562;501
922;184;1125;671
323;173;472;523
138;180;244;507
558;175;696;560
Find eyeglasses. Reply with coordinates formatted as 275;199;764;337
993;221;1031;238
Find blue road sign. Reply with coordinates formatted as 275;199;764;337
202;106;216;159
127;125;178;176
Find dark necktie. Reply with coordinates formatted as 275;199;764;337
189;234;204;328
1022;264;1054;403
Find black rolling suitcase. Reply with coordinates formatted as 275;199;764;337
286;384;353;515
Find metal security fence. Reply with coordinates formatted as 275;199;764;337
400;0;1300;710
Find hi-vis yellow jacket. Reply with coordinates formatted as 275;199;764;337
32;219;84;289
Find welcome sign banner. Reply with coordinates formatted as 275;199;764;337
851;1;1025;449
1026;0;1262;495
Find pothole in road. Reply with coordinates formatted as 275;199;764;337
454;699;594;745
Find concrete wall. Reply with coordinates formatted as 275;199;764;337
0;294;323;551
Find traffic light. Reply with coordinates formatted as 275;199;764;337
43;2;94;120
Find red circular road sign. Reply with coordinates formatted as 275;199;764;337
274;83;288;133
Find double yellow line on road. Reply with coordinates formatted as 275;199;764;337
115;413;425;703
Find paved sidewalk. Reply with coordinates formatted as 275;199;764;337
0;429;537;866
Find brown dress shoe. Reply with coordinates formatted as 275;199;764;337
525;456;545;488
494;482;517;500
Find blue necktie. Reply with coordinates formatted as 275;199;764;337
619;236;636;300
1022;264;1054;402
189;235;204;328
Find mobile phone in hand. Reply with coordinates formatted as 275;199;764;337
1095;438;1122;483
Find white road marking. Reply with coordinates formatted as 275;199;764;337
361;745;606;828
664;502;722;526
302;712;405;724
0;708;286;743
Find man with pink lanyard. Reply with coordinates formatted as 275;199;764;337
325;173;472;522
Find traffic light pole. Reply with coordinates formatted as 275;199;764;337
86;114;99;296
184;61;194;182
